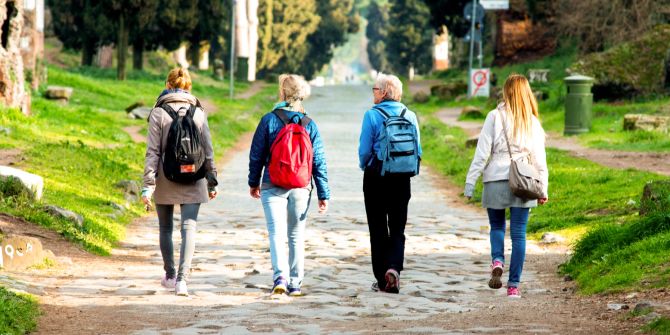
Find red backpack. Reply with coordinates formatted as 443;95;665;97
268;110;313;189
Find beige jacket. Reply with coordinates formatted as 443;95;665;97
143;92;216;205
465;103;549;198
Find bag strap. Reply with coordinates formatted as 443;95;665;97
272;109;291;125
497;109;514;162
373;107;390;119
300;115;312;127
400;108;407;118
161;104;178;121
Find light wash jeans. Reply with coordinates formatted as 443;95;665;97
487;207;529;288
261;185;311;289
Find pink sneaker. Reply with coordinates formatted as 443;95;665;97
507;286;521;298
161;275;176;289
488;261;504;289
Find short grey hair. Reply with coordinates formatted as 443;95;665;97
375;73;403;101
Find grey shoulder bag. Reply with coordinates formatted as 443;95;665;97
498;110;545;200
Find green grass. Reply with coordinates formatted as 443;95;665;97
0;287;39;335
0;65;274;255
644;317;670;334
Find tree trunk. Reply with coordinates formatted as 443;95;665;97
133;38;144;70
190;40;201;69
81;40;95;66
117;12;128;81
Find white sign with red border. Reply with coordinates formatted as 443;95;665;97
469;68;490;98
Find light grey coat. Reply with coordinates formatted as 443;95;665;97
143;92;216;205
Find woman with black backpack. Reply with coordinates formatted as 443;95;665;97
248;74;330;297
142;67;218;297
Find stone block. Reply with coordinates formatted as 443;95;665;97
125;101;145;113
44;205;84;227
0;235;53;270
430;82;467;100
465;136;479;148
528;69;550;83
128;107;153;120
640;180;670;216
0;165;44;200
45;86;73;100
623;114;670;132
460;106;483;119
413;91;429;103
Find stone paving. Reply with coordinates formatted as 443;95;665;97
6;85;557;334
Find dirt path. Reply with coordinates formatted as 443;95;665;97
0;88;651;334
236;81;269;100
436;107;670;176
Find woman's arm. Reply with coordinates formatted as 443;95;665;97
309;121;330;200
358;110;374;170
464;112;496;196
248;114;270;188
533;120;549;199
143;108;163;191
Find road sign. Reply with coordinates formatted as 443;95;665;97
480;0;509;10
464;3;485;22
469;68;490;98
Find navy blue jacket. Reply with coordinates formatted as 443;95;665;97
248;105;330;200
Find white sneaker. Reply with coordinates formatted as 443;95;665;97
175;280;188;296
161;275;176;289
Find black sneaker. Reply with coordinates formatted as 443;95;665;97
371;282;384;292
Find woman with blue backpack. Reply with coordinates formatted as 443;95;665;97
248;74;330;296
358;73;422;294
142;67;218;297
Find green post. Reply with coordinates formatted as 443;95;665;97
236;57;249;82
564;74;594;135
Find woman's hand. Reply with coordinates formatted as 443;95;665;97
208;187;218;200
141;187;153;211
539;197;548;205
318;200;329;214
250;186;261;199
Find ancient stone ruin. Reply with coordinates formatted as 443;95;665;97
0;0;28;114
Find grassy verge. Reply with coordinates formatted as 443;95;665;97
0;65;274;255
644;317;670;334
0;287;39;335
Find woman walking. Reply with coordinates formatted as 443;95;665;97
248;74;330;296
359;73;422;294
142;67;218;297
464;74;549;298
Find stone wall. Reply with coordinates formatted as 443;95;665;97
0;0;29;114
20;0;44;90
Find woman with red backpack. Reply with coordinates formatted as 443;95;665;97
248;74;330;296
142;68;218;297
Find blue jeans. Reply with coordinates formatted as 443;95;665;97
261;186;311;289
487;207;530;288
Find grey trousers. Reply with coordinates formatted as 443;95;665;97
156;203;200;281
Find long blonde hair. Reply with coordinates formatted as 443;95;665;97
278;74;310;113
502;74;538;142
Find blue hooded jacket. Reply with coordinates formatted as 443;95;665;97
358;100;422;170
248;102;330;200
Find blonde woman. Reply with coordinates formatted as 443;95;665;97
248;74;330;296
464;74;548;298
142;68;218;296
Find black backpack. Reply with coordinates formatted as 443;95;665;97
161;104;206;184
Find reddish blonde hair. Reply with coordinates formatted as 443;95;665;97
166;67;192;91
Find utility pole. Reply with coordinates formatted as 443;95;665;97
229;0;236;99
467;0;477;98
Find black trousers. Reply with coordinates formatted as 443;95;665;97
363;168;411;287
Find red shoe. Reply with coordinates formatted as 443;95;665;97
384;269;400;294
507;286;521;298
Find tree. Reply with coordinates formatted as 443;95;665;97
366;1;390;72
187;0;228;68
257;0;320;75
422;0;470;38
387;0;433;76
49;0;114;66
550;0;670;52
106;0;158;80
300;0;360;79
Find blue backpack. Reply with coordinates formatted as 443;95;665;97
374;107;420;177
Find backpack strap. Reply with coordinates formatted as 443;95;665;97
272;109;291;125
400;108;407;118
161;104;178;120
373;107;390;119
299;115;312;127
